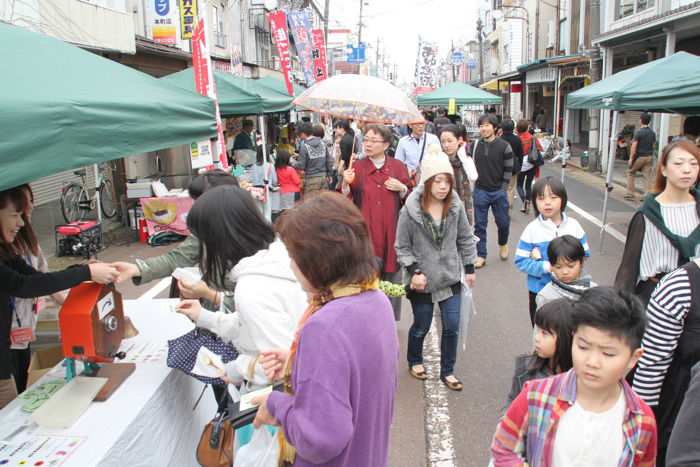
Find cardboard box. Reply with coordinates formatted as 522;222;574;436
26;345;64;388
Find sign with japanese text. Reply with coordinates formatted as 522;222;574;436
287;9;315;86
179;0;197;39
149;0;177;45
268;10;294;96
311;28;327;82
414;40;438;94
191;17;228;168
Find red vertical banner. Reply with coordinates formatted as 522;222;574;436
311;29;327;82
268;10;294;96
191;18;228;168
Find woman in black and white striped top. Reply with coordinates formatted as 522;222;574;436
633;259;700;467
615;139;700;306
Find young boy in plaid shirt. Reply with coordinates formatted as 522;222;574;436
491;287;657;466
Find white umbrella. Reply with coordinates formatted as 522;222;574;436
293;74;425;125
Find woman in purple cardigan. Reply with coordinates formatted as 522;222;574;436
251;192;399;467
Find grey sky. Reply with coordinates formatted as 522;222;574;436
328;0;480;84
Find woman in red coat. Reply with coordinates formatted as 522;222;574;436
341;124;411;320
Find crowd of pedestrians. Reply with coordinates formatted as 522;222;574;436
0;107;699;466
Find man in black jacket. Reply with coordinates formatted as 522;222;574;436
470;114;514;268
500;119;523;210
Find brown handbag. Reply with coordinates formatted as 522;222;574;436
197;411;234;467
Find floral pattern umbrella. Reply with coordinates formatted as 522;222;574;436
293;74;424;124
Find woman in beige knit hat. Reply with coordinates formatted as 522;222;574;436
395;145;478;391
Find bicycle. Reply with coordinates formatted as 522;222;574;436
60;163;119;223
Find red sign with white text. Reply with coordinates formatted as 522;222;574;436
192;18;228;168
268;11;294;96
311;29;327;82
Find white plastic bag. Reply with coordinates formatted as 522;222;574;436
233;427;279;467
459;283;476;352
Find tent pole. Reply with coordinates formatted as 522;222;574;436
258;114;271;222
94;163;103;224
599;110;618;254
561;107;570;183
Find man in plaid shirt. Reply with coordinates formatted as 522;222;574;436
492;287;657;466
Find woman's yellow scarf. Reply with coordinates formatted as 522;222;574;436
277;277;379;466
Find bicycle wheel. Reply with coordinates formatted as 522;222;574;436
99;179;118;219
60;184;88;223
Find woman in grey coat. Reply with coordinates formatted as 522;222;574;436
395;146;477;391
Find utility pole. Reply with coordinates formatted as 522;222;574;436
376;36;380;77
534;0;540;60
476;18;484;83
358;0;364;46
323;0;330;45
451;39;456;82
555;0;561;55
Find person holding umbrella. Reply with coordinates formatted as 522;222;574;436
341;124;411;320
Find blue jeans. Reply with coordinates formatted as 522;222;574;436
407;292;461;378
473;188;510;259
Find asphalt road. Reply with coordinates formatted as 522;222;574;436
85;164;639;467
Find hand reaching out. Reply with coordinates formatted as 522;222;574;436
175;299;202;322
259;349;290;381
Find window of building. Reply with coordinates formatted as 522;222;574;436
213;4;226;47
615;0;655;20
251;12;272;68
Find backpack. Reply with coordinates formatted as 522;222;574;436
527;138;544;167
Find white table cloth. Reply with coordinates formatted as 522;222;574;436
0;298;217;467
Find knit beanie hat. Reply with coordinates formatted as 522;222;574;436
419;144;454;185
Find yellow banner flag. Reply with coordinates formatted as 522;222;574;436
448;98;457;115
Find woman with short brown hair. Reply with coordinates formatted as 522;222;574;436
252;192;398;467
340;124;411;320
615;139;700;305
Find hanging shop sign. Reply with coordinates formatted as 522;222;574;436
414;40;438;94
311;28;327;82
149;0;178;45
179;0;197;39
268;10;294;96
526;66;556;84
287;9;315;86
191;17;227;168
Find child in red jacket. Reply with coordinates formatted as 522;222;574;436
274;149;300;222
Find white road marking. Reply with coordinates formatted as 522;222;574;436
424;314;458;466
137;277;172;301
567;201;627;244
420;200;626;466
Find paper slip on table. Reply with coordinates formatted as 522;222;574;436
0;299;217;467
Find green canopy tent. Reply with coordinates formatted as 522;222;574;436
255;76;305;98
564;51;700;251
566;51;700;113
0;22;217;192
160;69;294;116
415;81;503;106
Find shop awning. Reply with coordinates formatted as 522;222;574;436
566;51;700;113
416;81;502;106
161;69;294;116
480;78;507;91
0;22;218;191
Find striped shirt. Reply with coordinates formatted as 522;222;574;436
639;202;700;281
633;266;694;405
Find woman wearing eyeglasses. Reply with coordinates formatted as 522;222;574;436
340;124;411;320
